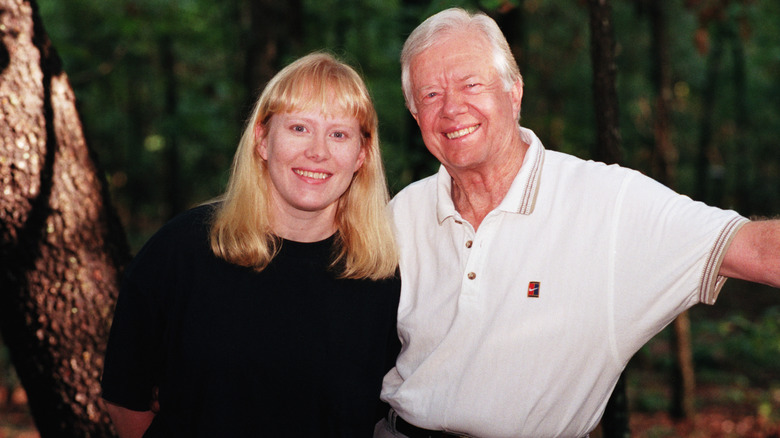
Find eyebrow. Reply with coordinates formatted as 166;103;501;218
415;73;484;91
282;113;356;123
460;73;493;84
416;84;440;92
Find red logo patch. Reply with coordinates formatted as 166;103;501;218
527;281;540;298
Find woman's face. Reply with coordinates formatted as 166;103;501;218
257;109;366;228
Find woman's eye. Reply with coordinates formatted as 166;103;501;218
292;125;306;133
331;131;347;139
426;92;438;99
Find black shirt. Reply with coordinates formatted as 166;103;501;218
101;205;401;437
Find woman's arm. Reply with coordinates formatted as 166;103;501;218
104;400;155;438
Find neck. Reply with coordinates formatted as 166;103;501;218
271;205;338;243
449;141;528;230
273;219;336;242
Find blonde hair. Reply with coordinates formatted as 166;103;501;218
210;52;398;280
401;7;523;114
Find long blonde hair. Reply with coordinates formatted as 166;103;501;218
210;52;398;280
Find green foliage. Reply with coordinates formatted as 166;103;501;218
694;307;780;383
518;0;593;158
39;0;246;249
628;306;780;423
2;2;778;428
0;336;19;389
35;0;780;251
633;305;780;388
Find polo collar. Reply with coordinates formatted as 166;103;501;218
435;127;545;224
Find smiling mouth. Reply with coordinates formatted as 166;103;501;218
445;125;479;140
294;169;330;180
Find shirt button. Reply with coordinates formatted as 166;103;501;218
467;272;476;280
465;240;473;248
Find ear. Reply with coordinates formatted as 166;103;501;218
510;79;524;121
354;146;367;173
255;122;268;160
411;110;420;126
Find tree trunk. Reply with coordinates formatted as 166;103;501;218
493;0;527;76
0;0;130;436
587;0;622;165
586;1;628;437
670;314;696;418
161;34;183;219
730;19;751;214
239;0;301;115
648;0;675;188
646;0;697;420
695;25;725;205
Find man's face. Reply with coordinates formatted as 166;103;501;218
409;28;523;175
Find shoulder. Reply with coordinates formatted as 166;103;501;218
543;150;647;193
128;203;218;273
545;150;633;178
390;173;438;212
391;173;438;201
150;203;216;245
389;173;439;229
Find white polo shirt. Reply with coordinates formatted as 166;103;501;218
382;127;747;438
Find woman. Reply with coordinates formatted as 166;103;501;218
101;53;401;437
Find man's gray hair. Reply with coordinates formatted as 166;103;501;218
400;7;523;114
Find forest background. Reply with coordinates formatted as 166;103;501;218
1;0;780;436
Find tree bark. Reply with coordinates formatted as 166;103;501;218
670;314;696;419
0;0;130;436
646;0;697;420
695;25;725;206
161;34;183;219
730;18;751;214
239;0;301;115
648;0;675;188
586;1;628;437
587;0;622;165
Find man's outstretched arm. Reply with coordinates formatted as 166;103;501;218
720;219;780;288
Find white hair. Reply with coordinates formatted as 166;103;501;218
400;7;523;114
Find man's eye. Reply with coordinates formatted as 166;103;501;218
426;92;438;98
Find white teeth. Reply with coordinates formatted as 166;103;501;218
445;125;478;139
295;169;329;179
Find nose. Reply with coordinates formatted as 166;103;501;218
304;134;331;161
442;90;467;117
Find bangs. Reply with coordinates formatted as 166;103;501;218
265;65;370;124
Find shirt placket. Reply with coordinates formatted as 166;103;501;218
458;217;492;300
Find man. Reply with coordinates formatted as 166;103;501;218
374;7;780;438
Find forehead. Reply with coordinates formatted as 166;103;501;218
410;29;496;85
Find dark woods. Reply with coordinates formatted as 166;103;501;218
1;0;778;436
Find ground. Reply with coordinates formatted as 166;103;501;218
621;380;780;437
2;385;779;437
